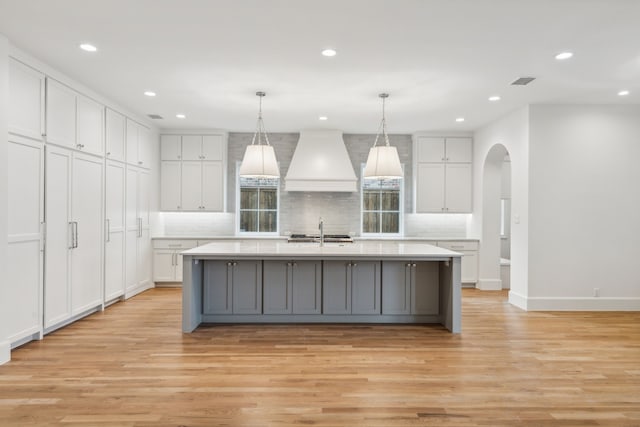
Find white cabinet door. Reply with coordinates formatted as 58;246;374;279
445;163;472;212
105;108;125;161
153;250;177;282
202;161;223;211
181;135;203;160
416;137;445;162
160;135;181;160
460;251;478;283
181;161;202;210
137;126;151;168
126;118;139;165
7;138;44;343
125;167;139;292
416;163;445;212
9;59;44;139
160;161;182;211
137;169;152;288
46;79;76;148
445;138;472;162
202;135;223;160
44;146;72;328
70;153;103;315
105;161;126;301
76;95;104;156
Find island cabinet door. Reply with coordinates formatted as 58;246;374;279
263;261;292;314
381;261;412;315
322;261;351;314
232;260;263;314
351;261;381;315
411;262;440;315
203;261;233;314
292;261;322;314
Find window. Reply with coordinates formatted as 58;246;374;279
238;175;279;233
362;174;403;235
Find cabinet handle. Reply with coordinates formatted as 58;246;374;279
68;222;74;249
406;262;412;267
72;221;78;248
106;219;110;242
227;262;233;266
351;262;357;267
106;152;111;156
138;161;143;165
177;155;181;159
412;263;417;268
168;244;182;247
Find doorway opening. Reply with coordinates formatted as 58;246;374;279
477;144;511;293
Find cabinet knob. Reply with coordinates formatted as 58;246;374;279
412;263;417;268
406;263;411;267
138;161;143;165
106;152;111;155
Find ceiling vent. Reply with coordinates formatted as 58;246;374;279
147;114;163;119
511;77;536;86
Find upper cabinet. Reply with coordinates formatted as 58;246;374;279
45;79;76;148
105;108;126;162
182;135;224;161
159;133;227;212
414;136;473;213
8;58;45;140
76;95;104;156
160;135;181;160
45;78;104;157
126;118;152;168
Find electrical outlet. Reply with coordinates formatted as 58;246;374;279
593;288;600;297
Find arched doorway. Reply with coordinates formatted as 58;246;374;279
477;144;510;291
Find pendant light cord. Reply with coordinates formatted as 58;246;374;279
251;91;271;146
372;93;390;147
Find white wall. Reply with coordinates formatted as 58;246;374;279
472;107;530;305
527;105;640;308
0;34;10;364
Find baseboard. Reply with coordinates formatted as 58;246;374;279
508;294;640;311
476;278;502;291
508;291;528;310
525;297;640;311
124;282;154;300
0;341;10;365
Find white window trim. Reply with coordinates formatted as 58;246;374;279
360;164;404;237
236;161;280;236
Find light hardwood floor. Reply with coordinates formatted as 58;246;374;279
1;288;639;427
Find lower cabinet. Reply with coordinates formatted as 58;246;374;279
263;260;322;314
323;261;381;314
436;241;479;283
201;259;440;320
152;240;198;282
382;261;440;315
203;260;262;314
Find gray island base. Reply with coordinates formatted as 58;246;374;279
181;241;462;333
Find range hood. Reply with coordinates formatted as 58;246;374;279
285;130;357;192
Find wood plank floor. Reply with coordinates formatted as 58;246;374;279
1;288;639;427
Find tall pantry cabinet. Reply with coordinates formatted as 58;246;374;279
6;55;156;346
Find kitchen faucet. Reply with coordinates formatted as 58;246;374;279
318;217;324;246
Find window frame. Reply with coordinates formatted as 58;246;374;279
236;161;280;236
360;164;404;237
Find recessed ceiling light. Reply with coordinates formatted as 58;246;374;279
321;48;337;57
455;117;465;122
79;43;97;52
488;96;501;102
555;52;573;60
144;91;156;97
318;116;328;121
176;114;186;119
618;90;630;96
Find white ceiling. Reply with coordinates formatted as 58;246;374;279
1;0;639;133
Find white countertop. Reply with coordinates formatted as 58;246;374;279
153;235;478;242
181;240;461;260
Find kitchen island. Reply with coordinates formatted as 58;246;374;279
181;240;462;333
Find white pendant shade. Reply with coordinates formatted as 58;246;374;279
239;144;280;178
363;145;403;179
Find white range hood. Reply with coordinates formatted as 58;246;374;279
285;130;357;192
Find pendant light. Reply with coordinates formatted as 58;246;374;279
364;93;403;179
239;91;280;178
363;93;403;179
